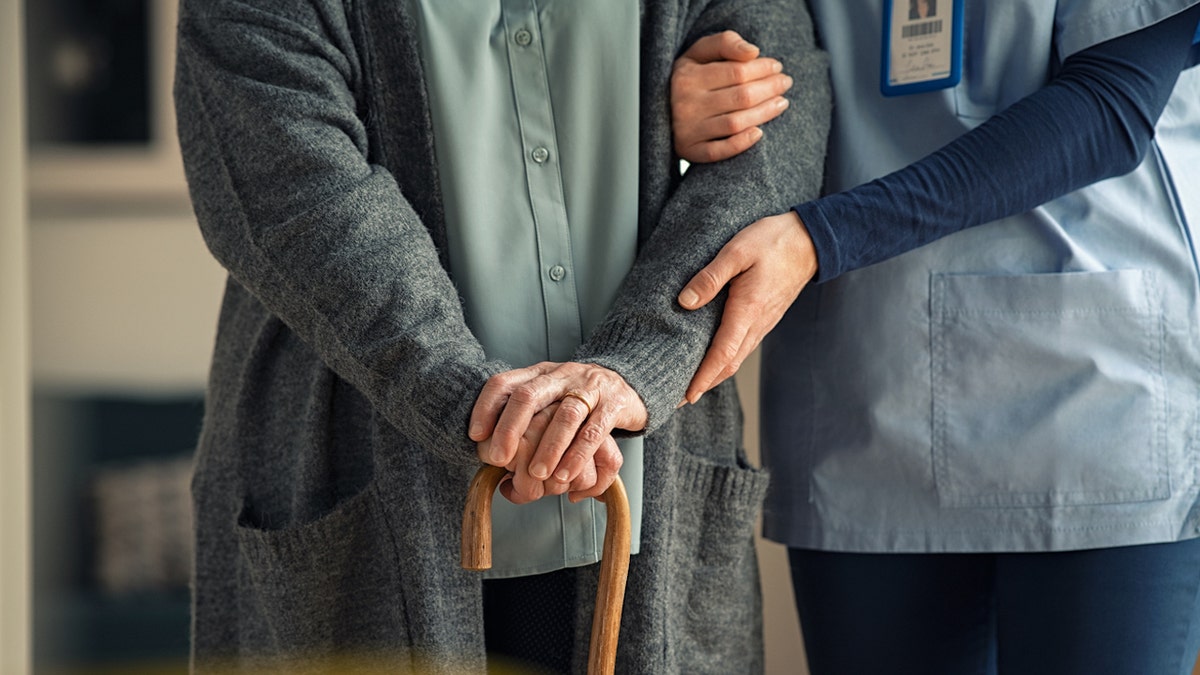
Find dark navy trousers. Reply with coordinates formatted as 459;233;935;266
790;538;1200;675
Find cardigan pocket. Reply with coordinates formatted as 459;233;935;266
234;481;413;666
669;449;770;674
931;269;1170;508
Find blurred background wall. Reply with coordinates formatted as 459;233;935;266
26;1;218;671
23;1;808;672
3;0;32;673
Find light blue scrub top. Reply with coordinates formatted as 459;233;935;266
763;0;1200;553
408;0;643;577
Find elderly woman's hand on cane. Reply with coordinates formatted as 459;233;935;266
470;362;647;504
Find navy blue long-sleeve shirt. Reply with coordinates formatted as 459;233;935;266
800;5;1200;283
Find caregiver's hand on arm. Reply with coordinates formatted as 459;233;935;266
678;211;819;403
470;362;647;504
672;30;794;163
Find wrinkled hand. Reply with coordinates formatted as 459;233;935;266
470;362;647;504
677;211;818;403
671;30;794;164
476;405;624;505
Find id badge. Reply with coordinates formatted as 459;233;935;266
881;0;963;97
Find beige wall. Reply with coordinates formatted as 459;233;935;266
1;0;31;672
29;213;225;392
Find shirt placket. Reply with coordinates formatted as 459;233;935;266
502;0;583;362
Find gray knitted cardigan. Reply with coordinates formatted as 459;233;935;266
175;0;828;672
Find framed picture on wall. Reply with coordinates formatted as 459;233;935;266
26;0;188;206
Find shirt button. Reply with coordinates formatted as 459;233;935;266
514;29;533;46
531;146;550;163
548;265;566;282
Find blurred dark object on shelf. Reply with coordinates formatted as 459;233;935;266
34;392;201;670
93;454;194;595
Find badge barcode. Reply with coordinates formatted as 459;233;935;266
902;19;943;38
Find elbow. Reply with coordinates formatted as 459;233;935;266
1092;73;1161;179
1092;104;1156;180
1110;124;1154;177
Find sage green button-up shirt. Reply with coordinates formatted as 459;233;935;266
408;0;643;578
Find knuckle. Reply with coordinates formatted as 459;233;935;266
562;448;589;472
673;60;699;79
587;369;608;389
696;144;722;164
730;63;753;84
725;238;752;263
722;362;741;380
577;423;605;446
717;115;744;137
731;84;756;107
602;448;624;472
611;454;624;473
509;384;539;407
731;111;759;133
718;340;741;362
558;404;587;426
698;266;725;292
669;74;688;97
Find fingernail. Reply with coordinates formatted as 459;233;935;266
751;126;764;140
679;288;699;308
530;462;549;479
555;468;570;482
784;75;794;89
490;447;507;464
676;398;688;409
690;392;705;405
775;97;790;110
772;60;783;73
469;423;482;439
738;40;755;53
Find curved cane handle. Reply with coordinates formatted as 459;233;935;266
461;465;509;571
461;465;631;675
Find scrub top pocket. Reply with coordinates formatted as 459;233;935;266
931;269;1170;508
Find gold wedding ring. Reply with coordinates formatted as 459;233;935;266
561;390;594;417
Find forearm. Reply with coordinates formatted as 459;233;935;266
803;4;1200;283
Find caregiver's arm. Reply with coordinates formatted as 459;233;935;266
676;5;1200;402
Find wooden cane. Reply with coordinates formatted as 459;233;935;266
462;465;631;675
